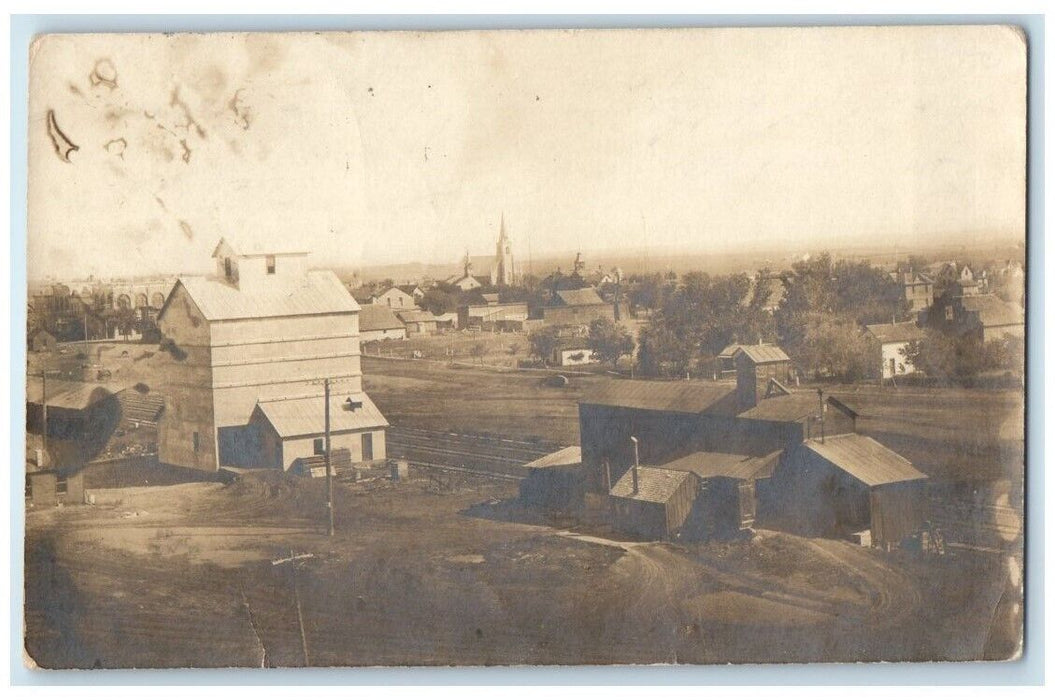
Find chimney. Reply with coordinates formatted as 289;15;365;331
630;436;640;495
736;352;760;410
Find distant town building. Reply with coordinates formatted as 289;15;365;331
397;309;439;336
375;285;419;310
459;301;529;332
542;287;616;326
929;293;1025;343
491;215;515;286
891;270;935;313
358;304;407;343
155;237;388;472
865;321;925;379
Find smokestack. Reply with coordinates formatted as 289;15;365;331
630;436;640;495
817;388;826;443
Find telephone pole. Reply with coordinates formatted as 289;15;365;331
324;377;334;537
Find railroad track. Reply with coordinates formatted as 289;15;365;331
386;425;561;480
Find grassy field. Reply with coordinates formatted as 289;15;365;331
25;470;1018;667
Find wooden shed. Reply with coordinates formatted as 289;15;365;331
518;446;584;511
608;466;697;540
776;434;928;548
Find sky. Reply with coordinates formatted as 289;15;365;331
27;26;1026;279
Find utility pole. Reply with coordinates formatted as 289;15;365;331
40;369;48;462
324;377;334;537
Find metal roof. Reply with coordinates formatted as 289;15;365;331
212;236;309;257
610;466;692;504
254;392;388;439
555;287;605;307
717;344;743;359
358;304;405;332
524;446;582;469
961;296;1025;328
167;270;358;322
656;449;782;480
865;321;925;344
738;392;854;423
581;380;735;414
734;344;791;364
804;434;926;487
396;310;437;324
26;377;123;410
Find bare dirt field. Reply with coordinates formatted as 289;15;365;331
25;471;1016;668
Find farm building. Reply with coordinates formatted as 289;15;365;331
29;328;57;353
772;434;928;548
459;301;529;331
358;304;407;343
929;293;1025;342
433;312;459;331
397;309;438;336
571;343;924;546
26;460;85;508
865;321;925;379
375;286;419;310
542;287;615;326
26;376;124;461
248;393;387;470
715;344;743;378
519;446;584;511
155;236;387;472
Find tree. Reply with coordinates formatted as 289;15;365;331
420;289;457;315
901;330;1024;382
587;318;635;368
528;326;562;366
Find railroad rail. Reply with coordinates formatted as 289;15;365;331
386;425;560;480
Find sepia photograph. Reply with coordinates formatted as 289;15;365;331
21;24;1027;670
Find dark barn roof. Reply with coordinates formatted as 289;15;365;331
865;321;925;344
656;449;782;480
804;434;926;487
581;380;735;414
734;345;790;364
610;466;692;503
554;287;605;307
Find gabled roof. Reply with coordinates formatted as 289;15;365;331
734;344;790;364
717;344;743;359
396;309;437;324
358;304;405;332
554;287;605;307
737;392;854;423
26;377;124;411
254;392;388;439
865;321;925;344
378;286;416;300
657;449;782;480
162;270;358;322
395;284;422;296
804;434;926;487
610;466;693;504
961;295;1025;328
581;380;735;414
524;446;582;469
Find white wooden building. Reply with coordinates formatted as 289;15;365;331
155;237;388;472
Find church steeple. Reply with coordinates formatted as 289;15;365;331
494;213;514;286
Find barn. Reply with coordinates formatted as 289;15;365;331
397;309;438;336
774;433;928;548
542;288;615;326
358;304;407;343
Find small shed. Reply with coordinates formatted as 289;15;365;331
777;434;928;548
608;465;697;540
396;310;438;336
519;446;584;511
358;304;407;343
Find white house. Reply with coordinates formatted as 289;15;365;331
865;321;925;379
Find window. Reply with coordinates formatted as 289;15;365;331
314;438;325;455
56;474;68;496
224;257;232;279
362;432;374;461
193;431;200;453
266;255;276;275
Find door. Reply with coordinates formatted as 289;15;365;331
362;432;374;462
888;357;896;377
